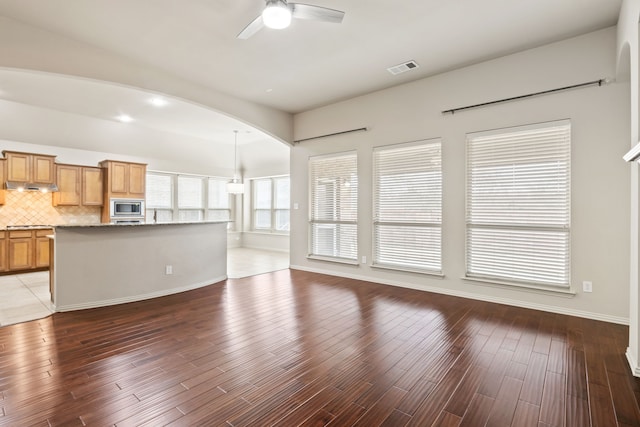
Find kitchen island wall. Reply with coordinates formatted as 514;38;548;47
52;221;227;311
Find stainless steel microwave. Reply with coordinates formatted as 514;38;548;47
110;198;145;217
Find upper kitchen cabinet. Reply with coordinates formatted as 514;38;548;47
82;167;104;206
4;151;56;184
53;165;104;207
52;164;81;206
0;159;6;205
100;160;146;199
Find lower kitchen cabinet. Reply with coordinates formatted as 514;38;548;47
6;229;53;272
9;231;34;270
35;232;51;268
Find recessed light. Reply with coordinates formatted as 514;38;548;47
116;114;133;123
149;97;168;107
266;88;273;93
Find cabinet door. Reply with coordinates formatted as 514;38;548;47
53;165;81;206
35;237;50;268
32;155;55;184
82;167;104;206
6;152;30;182
128;163;146;197
0;233;7;272
9;238;34;270
0;160;6;205
110;162;129;194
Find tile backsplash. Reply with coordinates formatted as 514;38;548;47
0;191;101;227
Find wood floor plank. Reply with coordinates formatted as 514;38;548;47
0;269;637;426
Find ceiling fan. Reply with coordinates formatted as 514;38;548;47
237;0;345;39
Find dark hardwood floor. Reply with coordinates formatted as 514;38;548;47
1;269;639;426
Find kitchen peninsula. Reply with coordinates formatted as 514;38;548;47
51;221;227;311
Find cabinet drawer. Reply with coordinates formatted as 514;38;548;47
0;231;5;239
9;230;33;239
35;229;53;237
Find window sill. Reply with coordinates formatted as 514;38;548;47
462;276;576;297
371;263;444;278
246;231;290;236
307;255;359;265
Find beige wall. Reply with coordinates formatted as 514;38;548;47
54;222;227;311
291;27;630;323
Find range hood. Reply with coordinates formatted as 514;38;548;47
5;181;59;192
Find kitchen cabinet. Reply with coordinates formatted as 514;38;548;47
35;230;51;268
0;232;6;272
100;160;146;199
53;165;104;206
7;229;53;272
82;167;104;206
0;159;6;205
53;164;81;206
9;230;34;270
100;160;146;223
4;151;56;184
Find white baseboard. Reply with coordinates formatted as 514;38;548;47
290;264;629;326
56;275;227;312
627;347;640;377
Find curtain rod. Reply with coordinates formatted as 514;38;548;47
293;127;368;144
442;78;609;115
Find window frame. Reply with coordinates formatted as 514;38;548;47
250;175;290;233
145;171;233;227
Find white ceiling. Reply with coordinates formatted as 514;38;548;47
0;0;624;145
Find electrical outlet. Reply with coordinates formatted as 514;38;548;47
361;255;367;264
165;265;173;275
582;281;592;293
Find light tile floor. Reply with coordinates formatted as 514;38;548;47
0;271;52;327
0;248;290;327
227;247;290;279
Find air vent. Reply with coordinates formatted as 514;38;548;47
387;60;419;76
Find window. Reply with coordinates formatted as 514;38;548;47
178;175;204;222
146;172;232;225
208;178;231;221
466;120;571;288
309;152;358;262
252;176;290;232
373;139;442;273
145;173;174;223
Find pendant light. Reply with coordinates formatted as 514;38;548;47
227;130;245;194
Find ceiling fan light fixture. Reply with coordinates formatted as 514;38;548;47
262;0;292;29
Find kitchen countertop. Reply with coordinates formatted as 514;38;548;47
2;221;228;231
55;221;228;228
3;225;55;231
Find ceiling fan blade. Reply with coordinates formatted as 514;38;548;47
290;3;345;23
237;15;264;39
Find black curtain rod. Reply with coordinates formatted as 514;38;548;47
293;127;368;144
442;79;607;115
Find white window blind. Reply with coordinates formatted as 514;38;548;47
207;178;231;221
373;139;442;273
145;173;173;223
178;175;204;221
466;120;571;287
254;179;272;230
309;152;358;261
